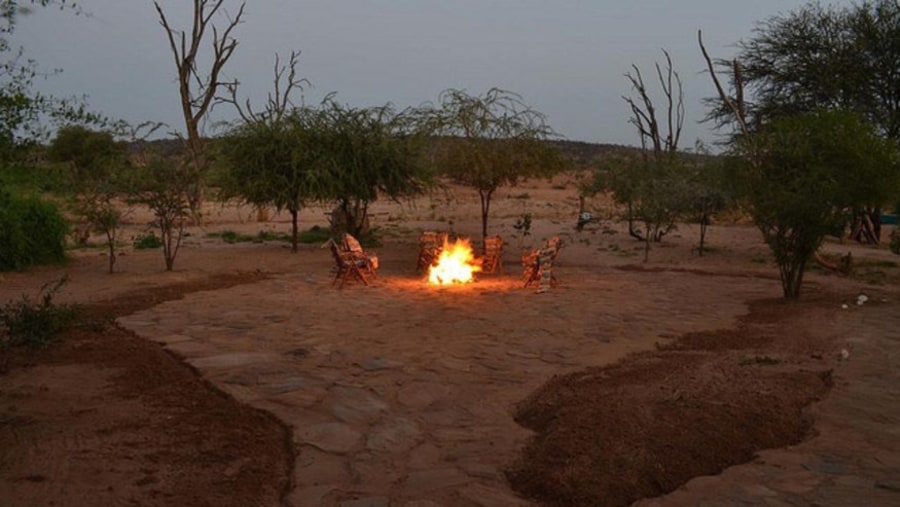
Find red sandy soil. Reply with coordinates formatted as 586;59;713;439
0;176;896;506
0;274;292;507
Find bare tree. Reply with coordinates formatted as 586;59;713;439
154;0;245;222
220;50;308;126
618;50;686;251
623;50;684;158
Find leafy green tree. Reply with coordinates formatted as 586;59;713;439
46;125;125;184
0;188;67;270
705;1;900;242
0;1;108;163
428;88;564;250
701;29;900;299
737;110;897;299
127;156;191;271
605;153;689;261
315;98;432;238
218;109;321;252
725;0;900;140
46;125;129;272
682;144;733;256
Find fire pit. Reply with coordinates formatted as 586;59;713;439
428;237;482;285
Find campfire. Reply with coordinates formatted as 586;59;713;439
428;237;482;285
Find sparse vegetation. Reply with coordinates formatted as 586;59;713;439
133;231;164;250
0;277;80;351
0;190;69;271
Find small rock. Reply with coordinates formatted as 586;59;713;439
839;348;850;361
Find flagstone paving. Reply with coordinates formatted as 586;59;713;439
119;266;772;506
118;266;900;506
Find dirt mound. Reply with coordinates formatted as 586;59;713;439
0;273;292;507
506;297;837;507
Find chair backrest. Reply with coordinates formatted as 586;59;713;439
485;235;503;254
343;233;364;254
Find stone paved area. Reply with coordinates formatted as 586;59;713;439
119;266;775;506
634;301;900;507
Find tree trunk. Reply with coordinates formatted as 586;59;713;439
256;205;269;222
290;208;299;253
479;188;494;254
698;215;708;257
106;229;116;274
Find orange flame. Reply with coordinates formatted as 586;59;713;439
428;238;482;285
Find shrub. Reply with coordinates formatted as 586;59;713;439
890;228;900;255
297;225;332;244
0;190;69;271
0;277;80;350
133;231;164;249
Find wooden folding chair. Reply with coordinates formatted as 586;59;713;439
523;236;562;290
481;235;504;274
342;233;378;279
417;231;447;273
329;241;369;288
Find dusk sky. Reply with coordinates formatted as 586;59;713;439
17;0;852;148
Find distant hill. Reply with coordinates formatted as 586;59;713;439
546;140;643;167
132;137;662;169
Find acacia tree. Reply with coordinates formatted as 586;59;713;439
216;50;317;250
128;155;191;271
154;0;244;222
316;98;433;238
747;111;896;298
681;145;732;257
709;0;900;242
700;31;899;299
0;1;107;162
47;125;128;272
429;88;564;251
218;110;322;252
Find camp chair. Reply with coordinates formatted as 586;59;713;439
417;231;447;273
342;233;378;278
481;235;504;274
328;240;369;288
523;236;562;290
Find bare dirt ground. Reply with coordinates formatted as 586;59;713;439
0;175;898;506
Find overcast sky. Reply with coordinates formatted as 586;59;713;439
16;0;852;148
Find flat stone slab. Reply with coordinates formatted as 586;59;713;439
339;497;389;507
366;417;422;453
397;382;450;409
402;468;472;495
355;356;404;371
329;386;388;424
190;352;281;369
458;483;532;507
297;422;363;454
266;376;315;395
294;448;352;486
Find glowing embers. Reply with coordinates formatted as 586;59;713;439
427;237;482;285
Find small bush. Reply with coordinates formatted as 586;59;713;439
257;230;290;243
219;229;246;244
0;277;80;350
297;225;333;244
133;231;164;249
0;191;69;271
